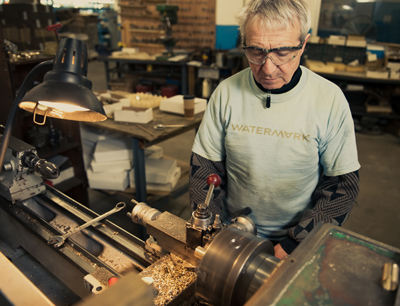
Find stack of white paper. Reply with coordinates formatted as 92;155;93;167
129;166;181;192
87;169;129;191
87;134;164;191
93;137;163;163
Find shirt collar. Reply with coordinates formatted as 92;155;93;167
254;66;302;94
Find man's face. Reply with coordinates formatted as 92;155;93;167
245;17;310;90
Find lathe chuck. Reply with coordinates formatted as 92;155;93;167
196;227;278;306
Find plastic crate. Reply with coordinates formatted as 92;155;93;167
343;46;367;65
303;43;367;65
323;45;346;63
303;43;324;62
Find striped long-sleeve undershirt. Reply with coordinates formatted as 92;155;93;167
280;170;359;253
189;153;226;215
189;152;360;254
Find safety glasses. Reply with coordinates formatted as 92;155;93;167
242;41;304;66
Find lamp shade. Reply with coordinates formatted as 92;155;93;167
19;38;106;123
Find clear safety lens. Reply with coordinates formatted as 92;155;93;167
244;48;299;66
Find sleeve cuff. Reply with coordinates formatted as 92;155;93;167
279;237;299;254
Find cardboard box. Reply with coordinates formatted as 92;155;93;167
145;145;163;159
388;62;400;79
147;158;177;184
46;167;74;186
367;44;385;59
366;70;389;79
309;36;320;44
102;101;131;118
129;167;181;192
326;62;347;71
87;169;129;191
98;91;130;118
346;35;367;47
130;158;177;184
114;107;153;124
93;137;163;163
327;35;346;46
160;95;207;115
91;159;132;173
305;60;335;73
94;137;132;162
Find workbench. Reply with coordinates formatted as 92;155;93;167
313;70;400;122
98;56;189;95
315;70;400;87
84;108;203;204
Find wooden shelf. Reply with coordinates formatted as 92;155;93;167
120;14;159;20
119;4;146;9
108;66;181;79
126;42;164;48
128;29;165;35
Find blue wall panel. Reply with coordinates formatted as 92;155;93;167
215;25;239;50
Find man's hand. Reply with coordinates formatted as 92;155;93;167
274;243;288;260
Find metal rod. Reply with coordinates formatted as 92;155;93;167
204;184;214;207
0;60;53;173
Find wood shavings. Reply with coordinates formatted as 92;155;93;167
140;254;197;306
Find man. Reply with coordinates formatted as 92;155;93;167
189;0;360;259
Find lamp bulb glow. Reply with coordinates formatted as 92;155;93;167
39;101;90;113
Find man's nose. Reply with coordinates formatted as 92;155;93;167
262;56;277;74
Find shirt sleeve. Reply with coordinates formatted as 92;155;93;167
192;89;227;162
318;90;360;176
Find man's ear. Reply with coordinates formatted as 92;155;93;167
303;33;311;47
300;33;311;54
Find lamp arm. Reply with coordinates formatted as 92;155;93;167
0;60;54;174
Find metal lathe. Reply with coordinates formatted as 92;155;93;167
0;135;399;306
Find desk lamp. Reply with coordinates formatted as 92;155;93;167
0;38;106;202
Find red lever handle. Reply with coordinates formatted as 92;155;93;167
46;23;62;33
207;174;221;188
203;174;221;208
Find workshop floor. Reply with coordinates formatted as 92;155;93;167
87;60;400;250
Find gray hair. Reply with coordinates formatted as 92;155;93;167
236;0;311;44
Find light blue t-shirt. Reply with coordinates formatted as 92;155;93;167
192;66;360;240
